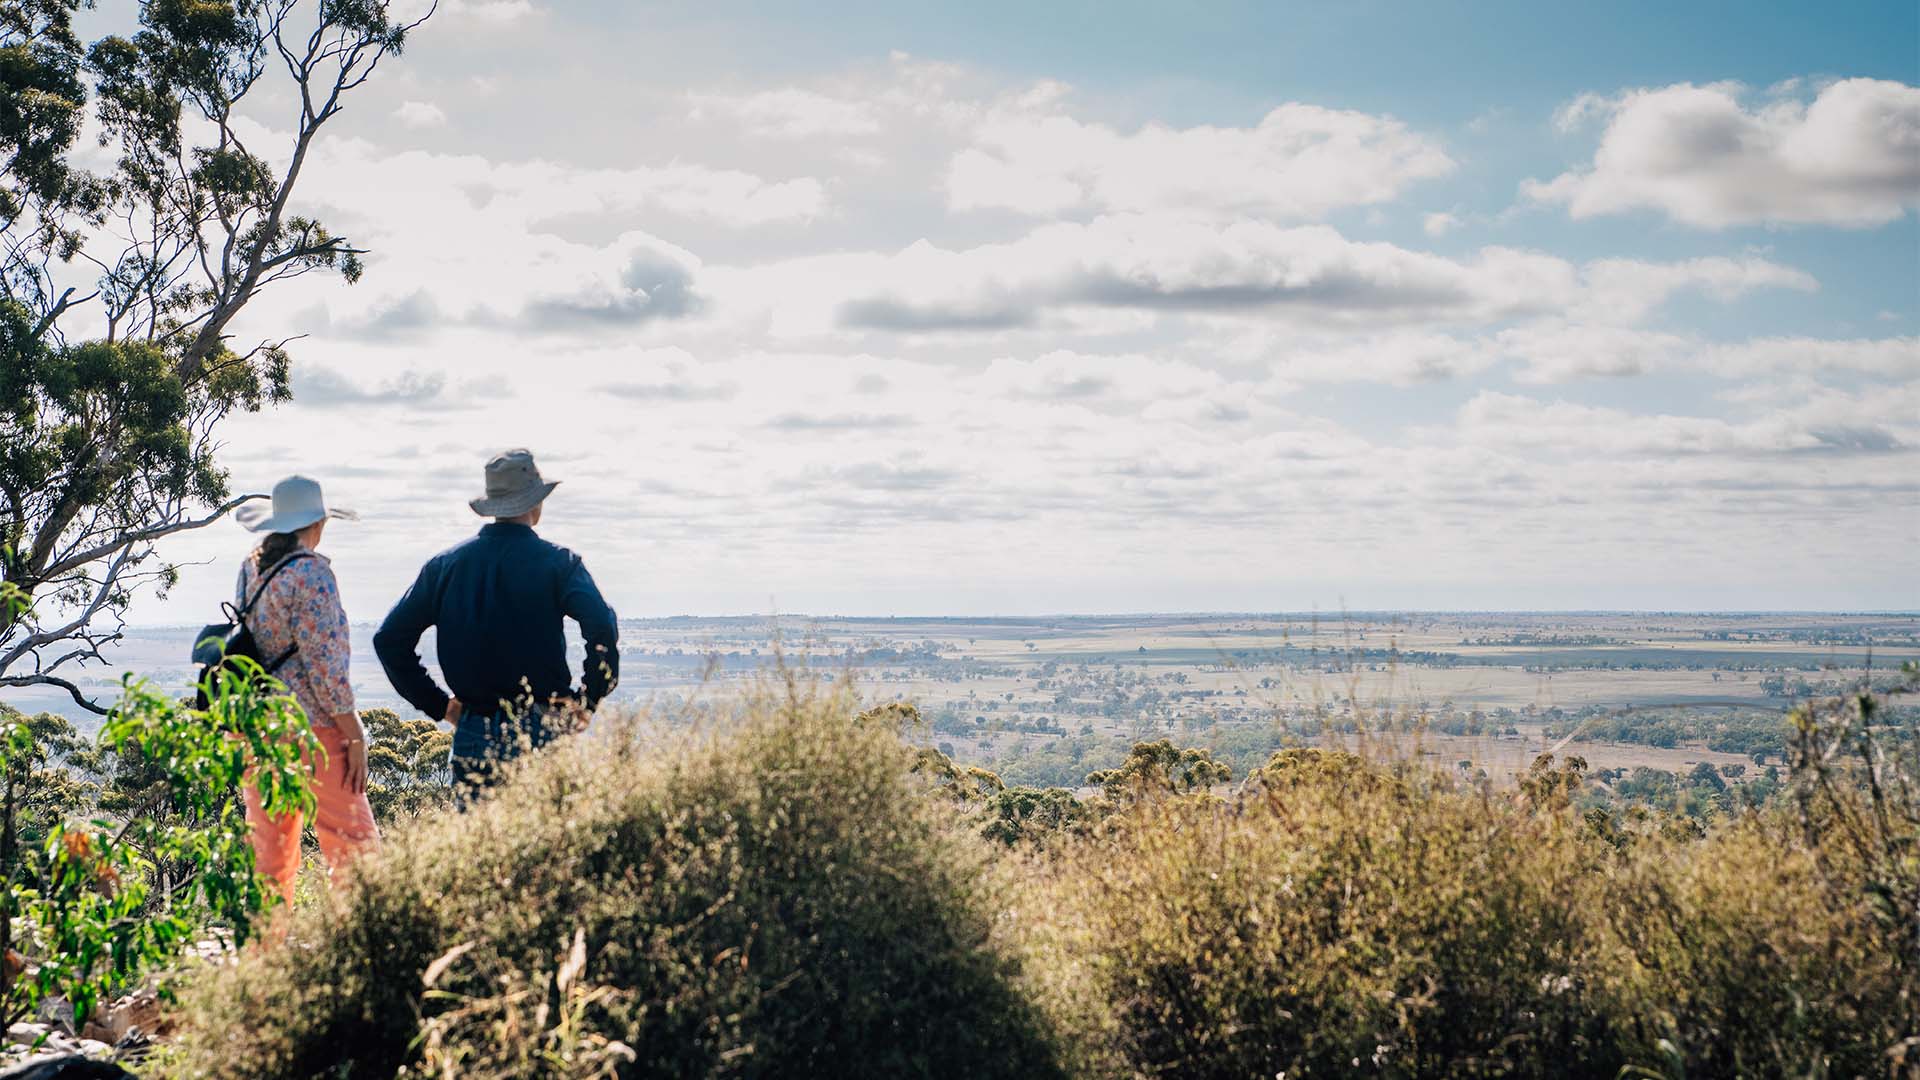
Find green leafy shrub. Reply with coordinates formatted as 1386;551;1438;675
0;706;102;874
0;663;316;1025
161;686;1067;1079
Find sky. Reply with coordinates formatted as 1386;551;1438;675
81;0;1920;620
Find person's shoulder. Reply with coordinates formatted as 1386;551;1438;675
534;534;588;568
283;551;337;585
430;532;490;566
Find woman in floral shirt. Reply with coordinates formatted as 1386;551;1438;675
234;476;379;907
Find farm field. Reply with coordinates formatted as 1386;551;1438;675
10;611;1913;788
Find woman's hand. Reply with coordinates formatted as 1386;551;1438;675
342;736;369;795
332;712;371;796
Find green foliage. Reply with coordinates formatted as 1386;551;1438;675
0;705;99;868
2;1;429;712
992;731;1131;789
0;0;96;223
163;689;1067;1079
1084;738;1230;801
910;743;1006;802
1585;761;1743;821
14;817;162;1026
1247;744;1400;795
1544;707;1791;758
0;661;316;1026
360;707;451;826
979;786;1090;847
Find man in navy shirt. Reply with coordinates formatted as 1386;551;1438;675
375;449;619;795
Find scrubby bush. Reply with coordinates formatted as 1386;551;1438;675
1015;743;1910;1078
161;686;1066;1079
1592;814;1905;1074
1019;752;1609;1078
157;682;1914;1079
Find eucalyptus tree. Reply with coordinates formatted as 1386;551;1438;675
1;0;431;711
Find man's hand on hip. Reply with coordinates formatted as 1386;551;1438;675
444;697;464;727
547;695;591;734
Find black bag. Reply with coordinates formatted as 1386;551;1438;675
190;553;314;708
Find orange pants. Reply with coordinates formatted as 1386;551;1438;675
243;724;380;907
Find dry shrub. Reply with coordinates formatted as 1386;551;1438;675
152;687;1911;1079
158;686;1066;1079
1018;751;1909;1078
1594;815;1907;1075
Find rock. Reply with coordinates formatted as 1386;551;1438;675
0;1053;136;1079
81;990;162;1045
2;1024;48;1049
29;999;70;1034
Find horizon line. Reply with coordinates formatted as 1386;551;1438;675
118;608;1920;630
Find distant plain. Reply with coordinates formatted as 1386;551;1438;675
8;611;1912;786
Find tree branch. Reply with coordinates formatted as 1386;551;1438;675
28;287;97;340
0;674;107;717
35;493;265;584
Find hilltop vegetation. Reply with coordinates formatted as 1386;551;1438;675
152;674;1915;1079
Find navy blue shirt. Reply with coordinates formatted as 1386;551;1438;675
374;523;619;719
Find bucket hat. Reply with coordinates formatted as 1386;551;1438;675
235;476;358;534
470;448;560;517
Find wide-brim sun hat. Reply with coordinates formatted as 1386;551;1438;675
469;448;560;518
235;475;359;534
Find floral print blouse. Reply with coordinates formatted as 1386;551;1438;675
234;548;354;727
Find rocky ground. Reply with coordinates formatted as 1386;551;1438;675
0;936;230;1079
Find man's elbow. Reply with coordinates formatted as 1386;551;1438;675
371;621;415;672
371;624;397;663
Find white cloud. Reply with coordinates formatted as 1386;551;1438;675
1495;324;1690;382
759;218;1810;338
110;53;1910;621
436;0;539;23
1257;332;1497;388
233;125;825;338
394;100;447;128
1455;385;1917;456
1526;78;1920;227
948;102;1454;220
1242;326;1918;388
946;148;1085;215
688;88;882;139
977;351;1229;403
1697;336;1920;378
1573;255;1816;323
812;219;1566;334
1423;211;1461;237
